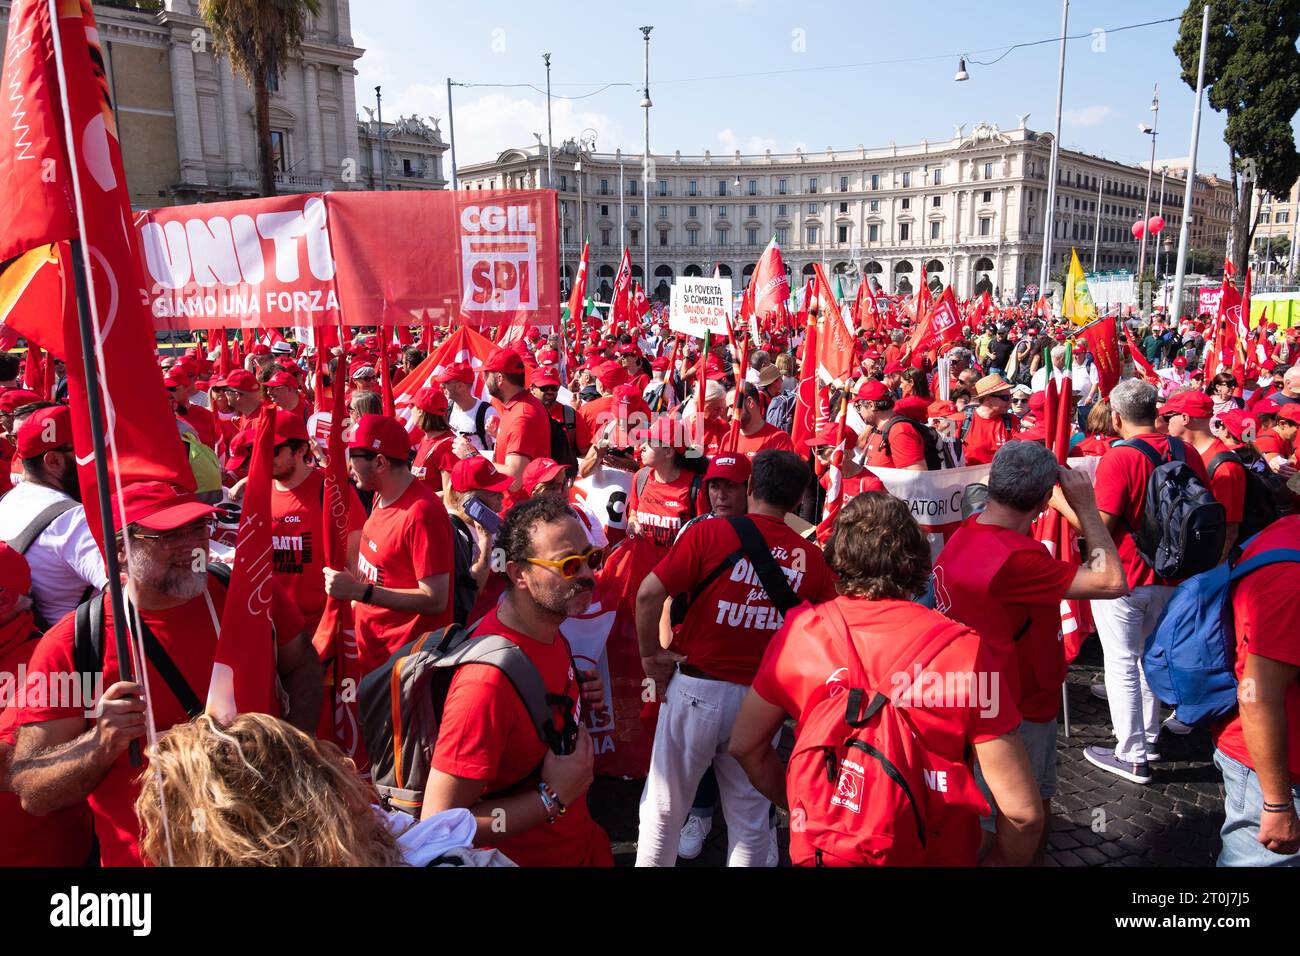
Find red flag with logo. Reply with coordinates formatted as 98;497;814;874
206;405;278;721
855;279;881;333
812;263;854;384
790;313;820;449
609;246;632;336
1075;316;1122;398
1121;321;1160;385
751;237;791;330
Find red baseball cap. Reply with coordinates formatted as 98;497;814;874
435;362;474;385
521;457;571;495
536;348;560;366
1216;409;1257;442
645;415;687;452
616;342;641;357
650;356;671;372
16;405;72;458
806;422;858;448
451;456;512;494
1277;404;1300;426
593;362;629;389
704;453;751;485
250;344;271;356
0;540;32;595
883;361;906;375
855;379;890;401
226;429;254;471
895;396;929;422
224;369;259;393
264;371;298;390
529;367;561;389
112;481;217;533
482;349;525;375
0;389;41;414
347;414;413;459
1160;391;1213;418
413;386;449;416
1254;398;1282;417
273;410;309;444
1173;356;1188;369
162;368;192;388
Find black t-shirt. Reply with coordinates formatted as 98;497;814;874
989;339;1014;370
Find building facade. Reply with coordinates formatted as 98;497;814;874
0;1;443;209
460;121;1184;303
356;113;449;190
1250;179;1300;282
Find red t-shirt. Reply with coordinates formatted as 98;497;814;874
1073;434;1115;457
576;395;614;454
271;469;368;629
961;411;1014;466
1199;438;1246;525
700;417;730;458
864;419;926;468
430;608;613;867
1213;517;1300;777
751;598;1020;864
177;403;218;448
628;470;701;551
734;421;796;460
354;479;454;675
934;519;1078;722
12;577;303;867
654;513;838;684
1093;433;1211;588
0;622;94;866
819;467;886;497
412;431;457;493
496;391;551;465
1254;428;1294;461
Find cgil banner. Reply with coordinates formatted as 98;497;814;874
135;189;560;331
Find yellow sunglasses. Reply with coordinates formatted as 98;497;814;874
524;547;606;579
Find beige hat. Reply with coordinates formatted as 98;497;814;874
974;373;1013;399
755;365;783;388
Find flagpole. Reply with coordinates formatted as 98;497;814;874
1039;0;1070;298
1169;3;1210;327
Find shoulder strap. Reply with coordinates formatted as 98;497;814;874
562;404;576;427
1115;436;1164;469
137;619;204;719
686;472;704;521
8;500;79;554
725;516;801;614
474;402;490;444
1228;547;1300;583
206;561;232;587
439;633;558;749
959;405;975;442
1208;450;1238;480
73;591;107;679
635;466;650;500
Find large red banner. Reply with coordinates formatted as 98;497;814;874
136;189;560;331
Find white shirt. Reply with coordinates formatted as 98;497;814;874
1030;366;1080;395
448;399;499;452
1071;361;1100;398
0;479;108;626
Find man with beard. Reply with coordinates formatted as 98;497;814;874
0;407;107;627
732;382;796;460
9;481;320;866
482;349;550;508
421;495;613;867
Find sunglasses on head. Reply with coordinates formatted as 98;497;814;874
524;546;605;579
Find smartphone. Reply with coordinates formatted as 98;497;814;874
464;495;502;536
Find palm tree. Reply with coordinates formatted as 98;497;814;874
199;0;321;197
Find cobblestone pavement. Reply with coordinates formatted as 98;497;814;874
588;640;1227;867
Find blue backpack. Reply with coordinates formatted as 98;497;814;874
1143;542;1300;727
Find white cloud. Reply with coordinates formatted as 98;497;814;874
717;128;779;155
446;93;628;167
1062;105;1113;127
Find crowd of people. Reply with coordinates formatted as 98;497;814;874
1;296;1298;869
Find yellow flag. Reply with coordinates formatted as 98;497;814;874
1063;248;1096;327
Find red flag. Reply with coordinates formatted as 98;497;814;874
790;312;820;449
1075;317;1122;398
1121;321;1159;384
752;237;792;330
971;289;992;327
905;285;962;364
854;279;881;333
392;324;498;422
610;246;632;336
632;280;650;319
313;348;365;765
0;1;191;554
815;398;851;544
206;405;278;721
23;343;45;396
567;240;589;324
812;264;855;384
1223;256;1236;279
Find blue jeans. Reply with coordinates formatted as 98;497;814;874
1214;749;1300;867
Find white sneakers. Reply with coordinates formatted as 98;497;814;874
678;814;712;860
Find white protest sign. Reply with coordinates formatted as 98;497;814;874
669;276;733;338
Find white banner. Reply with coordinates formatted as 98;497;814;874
572;466;634;536
669;276;733;338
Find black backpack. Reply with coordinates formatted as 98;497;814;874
1208;450;1295;540
548;404;579;470
668;515;802;627
446;514;480;627
1115;437;1225;579
879;415;945;471
357;622;578;815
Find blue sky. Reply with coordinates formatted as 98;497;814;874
354;0;1234;176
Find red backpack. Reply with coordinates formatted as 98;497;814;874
785;601;988;866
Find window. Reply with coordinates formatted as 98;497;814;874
930;221;941;240
983;162;993;179
933;168;943;185
777;203;788;217
748;179;757;196
839;202;848;214
932;195;941;208
630;230;639;247
688;228;699;246
901;197;911;211
719;179;728;196
560;174;568;191
747;227;758;245
868;223;880;242
688;205;697;219
983;190;992;204
840;175;849;192
402;158;413;177
1279;210;1291;224
809;177;818;193
717;230;727;247
899;222;910;241
599;179;609;195
688;179;698;196
270;131;289;173
630;206;638;217
659;205;668;218
808;202;818;214
599;204;609;217
837;225;848;243
979;218;992;237
629;180;638;196
718;205;727;218
870;173;880;190
901;171;911;188
660;231;668;247
806;226;819;244
776;227;789;244
747;204;757;218
658;180;668;196
869;199;879;213
563;227;572;244
1260;212;1272;224
601;228;611;245
778;178;788;195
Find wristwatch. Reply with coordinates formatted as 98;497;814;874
361;583;375;604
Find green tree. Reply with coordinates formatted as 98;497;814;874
1175;0;1300;277
199;0;321;197
1254;233;1291;265
1184;245;1222;275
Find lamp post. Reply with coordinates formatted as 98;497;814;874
640;26;653;287
375;86;386;191
1092;175;1104;271
1170;4;1210;325
576;158;584;258
1138;85;1160;280
1039;0;1070;299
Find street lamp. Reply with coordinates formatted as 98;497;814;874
954;58;970;82
640;26;653;285
575;159;584;255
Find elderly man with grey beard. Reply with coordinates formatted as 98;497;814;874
9;481;320;867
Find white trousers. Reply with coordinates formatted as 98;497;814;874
1091;585;1175;763
635;672;773;867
